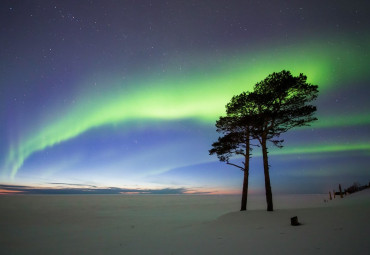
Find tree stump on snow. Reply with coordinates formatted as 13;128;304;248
291;216;300;226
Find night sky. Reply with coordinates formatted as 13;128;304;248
1;0;369;194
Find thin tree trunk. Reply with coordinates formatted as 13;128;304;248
240;167;249;211
261;136;273;211
240;129;250;211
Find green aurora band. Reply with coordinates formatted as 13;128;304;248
4;40;370;178
269;143;370;156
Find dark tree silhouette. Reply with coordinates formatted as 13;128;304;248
210;70;318;212
209;96;258;211
228;70;319;211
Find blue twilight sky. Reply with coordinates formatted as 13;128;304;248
1;0;369;194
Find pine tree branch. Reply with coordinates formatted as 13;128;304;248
226;161;245;171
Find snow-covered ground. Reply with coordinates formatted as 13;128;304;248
0;191;369;254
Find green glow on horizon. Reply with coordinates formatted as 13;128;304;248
4;39;370;178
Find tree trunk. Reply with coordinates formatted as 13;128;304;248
261;136;273;211
240;130;250;211
240;167;249;211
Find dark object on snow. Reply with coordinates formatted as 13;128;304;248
339;184;343;198
291;216;300;226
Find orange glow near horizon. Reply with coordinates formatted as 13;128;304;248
0;189;24;195
185;188;244;195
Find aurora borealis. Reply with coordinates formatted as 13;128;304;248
1;1;369;194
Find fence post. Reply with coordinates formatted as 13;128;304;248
339;184;343;198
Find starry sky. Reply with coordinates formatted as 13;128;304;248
1;0;369;195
